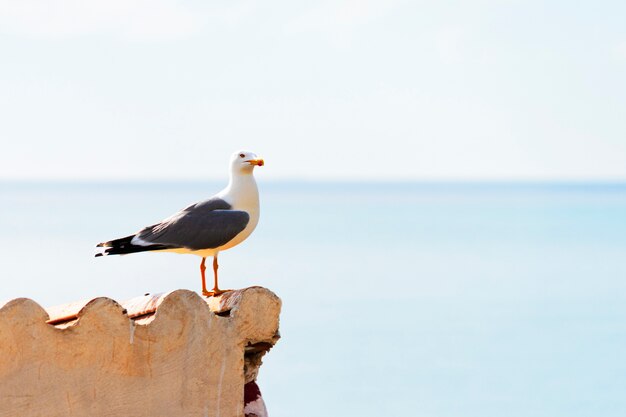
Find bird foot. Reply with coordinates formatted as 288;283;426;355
202;289;232;297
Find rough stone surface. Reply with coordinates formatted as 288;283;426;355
0;287;281;417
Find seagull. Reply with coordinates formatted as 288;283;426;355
95;150;264;296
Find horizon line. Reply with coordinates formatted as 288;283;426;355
2;177;626;186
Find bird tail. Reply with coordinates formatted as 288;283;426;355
95;234;171;257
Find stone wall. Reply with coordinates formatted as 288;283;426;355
0;287;280;417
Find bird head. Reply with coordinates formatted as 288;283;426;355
231;150;264;174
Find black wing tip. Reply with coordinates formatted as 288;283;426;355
94;253;104;258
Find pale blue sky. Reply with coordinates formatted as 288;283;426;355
1;0;625;181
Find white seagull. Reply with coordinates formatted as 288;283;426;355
96;150;264;296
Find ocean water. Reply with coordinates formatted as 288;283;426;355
1;181;626;416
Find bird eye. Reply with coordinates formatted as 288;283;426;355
239;153;245;158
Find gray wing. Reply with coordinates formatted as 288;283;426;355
136;197;250;250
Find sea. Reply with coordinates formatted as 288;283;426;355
1;181;625;417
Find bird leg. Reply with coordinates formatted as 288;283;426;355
200;257;209;295
211;256;226;296
201;255;230;297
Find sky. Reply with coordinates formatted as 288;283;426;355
1;0;625;181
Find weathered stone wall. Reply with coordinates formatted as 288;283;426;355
0;287;280;417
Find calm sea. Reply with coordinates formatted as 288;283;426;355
1;181;626;417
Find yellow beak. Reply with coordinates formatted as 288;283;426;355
247;158;265;166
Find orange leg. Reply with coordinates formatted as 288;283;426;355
211;256;226;296
201;255;231;297
200;257;209;296
213;256;219;291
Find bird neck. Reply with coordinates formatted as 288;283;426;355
222;172;259;210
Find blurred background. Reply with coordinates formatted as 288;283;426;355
1;1;626;416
